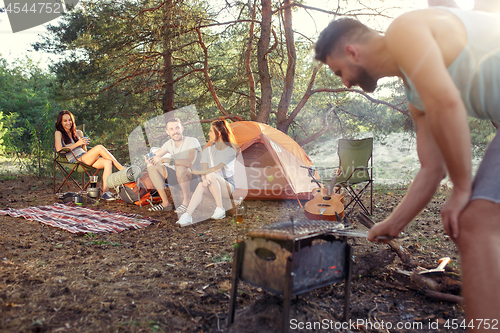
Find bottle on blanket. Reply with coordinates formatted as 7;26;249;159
73;193;83;206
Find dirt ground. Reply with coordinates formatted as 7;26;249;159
0;175;465;333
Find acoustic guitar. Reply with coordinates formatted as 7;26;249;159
304;173;345;221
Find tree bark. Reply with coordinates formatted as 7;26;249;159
276;0;296;133
162;38;175;113
297;106;337;146
256;0;273;124
197;28;228;116
162;0;175;113
246;0;257;121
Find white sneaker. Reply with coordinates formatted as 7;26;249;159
211;207;226;220
177;213;194;227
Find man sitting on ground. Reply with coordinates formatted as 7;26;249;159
146;118;201;212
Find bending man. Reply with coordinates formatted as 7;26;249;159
315;7;500;325
146;118;201;212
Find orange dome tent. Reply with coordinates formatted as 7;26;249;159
229;121;318;200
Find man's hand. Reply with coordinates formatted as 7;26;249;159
367;219;404;243
441;188;471;240
149;155;162;165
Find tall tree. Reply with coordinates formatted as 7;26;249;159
255;0;274;124
34;0;406;145
35;0;208;115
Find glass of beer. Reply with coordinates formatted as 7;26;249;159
236;202;247;223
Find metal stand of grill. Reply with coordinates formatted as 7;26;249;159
227;218;353;333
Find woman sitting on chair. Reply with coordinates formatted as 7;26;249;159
177;119;238;227
54;110;125;200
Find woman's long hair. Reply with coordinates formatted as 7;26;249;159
211;119;236;146
55;110;78;145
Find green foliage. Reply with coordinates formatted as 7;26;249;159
1;0;495;185
31;0;411;149
468;118;497;158
0;111;6;153
0;57;61;176
32;0;214;162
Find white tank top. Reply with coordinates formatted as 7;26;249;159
401;7;500;123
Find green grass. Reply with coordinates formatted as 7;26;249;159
0;173;17;182
212;253;232;263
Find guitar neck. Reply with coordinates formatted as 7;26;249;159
327;173;338;196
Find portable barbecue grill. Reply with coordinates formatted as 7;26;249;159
227;217;354;333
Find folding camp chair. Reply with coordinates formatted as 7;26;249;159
336;138;373;215
53;147;100;193
319;138;373;215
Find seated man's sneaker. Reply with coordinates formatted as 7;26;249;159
177;213;194;227
211;207;226;219
101;191;116;201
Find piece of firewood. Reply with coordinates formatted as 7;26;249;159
419;289;463;303
375;279;410;291
356;213;412;264
433;275;462;294
410;269;440;291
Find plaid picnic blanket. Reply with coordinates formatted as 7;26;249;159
0;203;159;233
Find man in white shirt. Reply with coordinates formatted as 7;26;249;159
146;118;201;213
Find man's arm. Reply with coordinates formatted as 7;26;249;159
149;148;198;168
148;148;167;165
385;12;472;238
172;148;198;168
368;105;447;240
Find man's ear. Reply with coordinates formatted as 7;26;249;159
344;44;359;61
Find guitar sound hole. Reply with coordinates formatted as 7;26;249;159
317;204;331;207
255;248;276;261
322;196;331;200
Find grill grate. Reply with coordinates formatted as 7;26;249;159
249;218;344;240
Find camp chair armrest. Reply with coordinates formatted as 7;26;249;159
57;147;72;154
303;165;341;177
340;166;373;183
352;166;373;171
317;165;340;170
55;147;81;160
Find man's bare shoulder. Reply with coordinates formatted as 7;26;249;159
386;8;466;69
387;8;457;38
386;10;434;40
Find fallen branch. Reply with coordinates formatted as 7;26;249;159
385;269;463;303
356;213;412;265
419;289;463;303
410;270;440;291
374;280;409;292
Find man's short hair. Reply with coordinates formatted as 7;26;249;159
166;117;182;126
315;18;372;63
